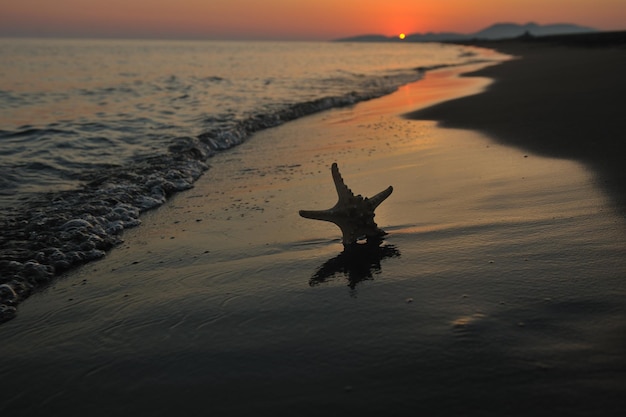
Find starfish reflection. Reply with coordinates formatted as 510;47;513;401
309;240;401;290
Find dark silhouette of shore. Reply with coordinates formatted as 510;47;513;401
406;31;626;214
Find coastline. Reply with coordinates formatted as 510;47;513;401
0;43;493;324
1;38;625;416
407;34;626;213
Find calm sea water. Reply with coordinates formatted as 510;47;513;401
0;38;489;321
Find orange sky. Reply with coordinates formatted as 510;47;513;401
1;0;625;40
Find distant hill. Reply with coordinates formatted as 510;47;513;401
335;22;598;42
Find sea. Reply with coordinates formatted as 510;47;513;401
2;38;626;416
0;38;491;321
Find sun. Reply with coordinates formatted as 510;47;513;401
398;33;406;40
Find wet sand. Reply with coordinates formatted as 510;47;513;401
408;35;626;212
1;44;626;416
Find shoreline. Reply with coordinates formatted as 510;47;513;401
0;46;502;324
1;38;625;416
407;35;626;213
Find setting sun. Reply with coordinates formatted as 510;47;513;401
0;0;624;40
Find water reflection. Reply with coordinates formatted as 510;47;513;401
309;242;400;290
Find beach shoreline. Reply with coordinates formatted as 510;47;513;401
408;34;626;213
0;43;498;324
1;35;625;416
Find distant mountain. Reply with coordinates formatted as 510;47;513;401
472;22;597;39
335;22;598;42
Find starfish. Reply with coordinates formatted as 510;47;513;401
299;163;393;246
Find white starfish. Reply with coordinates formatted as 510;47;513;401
299;163;393;246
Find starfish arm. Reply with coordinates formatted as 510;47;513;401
331;162;355;204
299;209;338;222
299;209;357;244
367;186;393;210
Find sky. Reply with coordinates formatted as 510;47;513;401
1;0;625;40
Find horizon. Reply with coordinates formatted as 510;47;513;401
1;0;625;41
0;21;616;43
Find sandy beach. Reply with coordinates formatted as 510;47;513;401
409;34;626;211
1;38;625;416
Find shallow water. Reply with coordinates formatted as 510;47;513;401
1;84;624;416
0;39;496;320
0;39;481;201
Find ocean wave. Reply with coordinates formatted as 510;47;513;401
0;147;209;322
0;68;428;322
0;45;493;322
198;68;425;150
0;126;77;140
